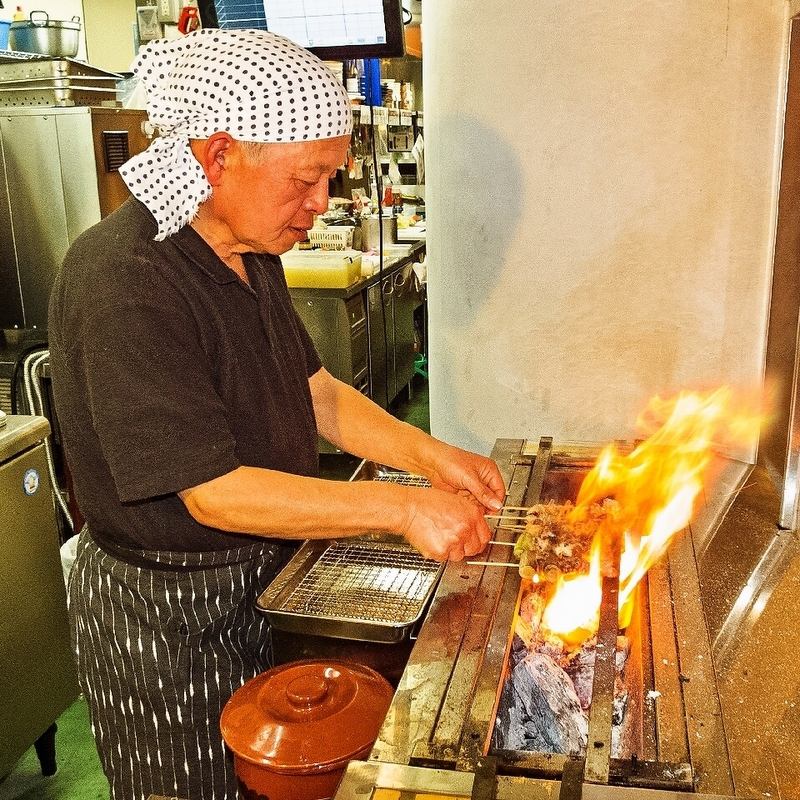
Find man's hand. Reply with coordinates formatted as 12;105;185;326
426;443;506;512
403;487;493;562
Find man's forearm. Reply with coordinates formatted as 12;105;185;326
180;466;414;539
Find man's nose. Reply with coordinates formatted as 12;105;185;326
303;176;330;214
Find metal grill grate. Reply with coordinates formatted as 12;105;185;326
278;541;441;624
374;472;431;487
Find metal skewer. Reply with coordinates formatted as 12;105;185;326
483;508;527;521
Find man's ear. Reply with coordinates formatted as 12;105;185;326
190;132;235;186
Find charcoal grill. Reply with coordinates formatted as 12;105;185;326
332;437;789;800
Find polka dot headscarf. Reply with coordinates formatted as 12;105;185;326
119;28;352;240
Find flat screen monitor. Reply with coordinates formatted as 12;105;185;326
262;0;405;59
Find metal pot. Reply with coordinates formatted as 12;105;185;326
360;214;398;251
9;11;81;58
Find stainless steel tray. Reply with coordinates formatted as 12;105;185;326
257;536;443;643
0;85;120;107
0;57;122;81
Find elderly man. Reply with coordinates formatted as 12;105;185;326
48;29;504;800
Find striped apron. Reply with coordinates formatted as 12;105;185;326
68;528;292;800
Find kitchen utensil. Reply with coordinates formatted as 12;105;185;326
256;536;443;642
360;214;398;251
0;57;121;106
9;12;81;58
220;659;392;800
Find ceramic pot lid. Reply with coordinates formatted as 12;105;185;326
221;660;393;773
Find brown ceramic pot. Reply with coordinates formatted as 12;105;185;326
221;660;393;800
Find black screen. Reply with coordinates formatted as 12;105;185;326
262;0;405;59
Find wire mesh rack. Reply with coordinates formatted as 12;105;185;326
258;538;444;642
257;467;441;642
279;540;440;622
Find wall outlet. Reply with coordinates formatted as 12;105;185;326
157;0;181;24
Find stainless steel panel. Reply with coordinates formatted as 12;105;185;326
0;428;78;776
0;112;68;329
368;279;396;408
0;56;121;81
393;262;420;397
0;127;23;328
0;107;101;329
0;414;49;462
55;110;101;242
293;296;341;376
292;294;369;387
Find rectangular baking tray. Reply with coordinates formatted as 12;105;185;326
0;56;123;81
0;87;120;107
257;535;443;643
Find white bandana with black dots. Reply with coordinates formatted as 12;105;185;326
119;28;353;241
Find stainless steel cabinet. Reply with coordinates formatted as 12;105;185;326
367;276;396;408
292;293;369;395
0;108;102;330
289;257;424;423
368;263;423;409
0;415;78;777
392;263;421;400
0;106;150;331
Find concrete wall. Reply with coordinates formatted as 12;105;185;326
425;1;789;459
83;0;136;73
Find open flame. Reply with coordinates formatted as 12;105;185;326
539;387;764;645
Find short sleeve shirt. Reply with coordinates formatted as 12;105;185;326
48;198;322;555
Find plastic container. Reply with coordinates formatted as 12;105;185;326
0;22;9;50
307;226;354;251
281;249;361;289
221;660;392;800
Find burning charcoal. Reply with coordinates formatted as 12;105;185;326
517;587;546;629
562;637;630;713
493;651;588;756
509;633;528;669
616;635;630;672
563;647;595;711
612;682;628;726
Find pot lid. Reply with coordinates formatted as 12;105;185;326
11;12;81;30
220;660;393;773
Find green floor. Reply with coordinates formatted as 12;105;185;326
0;377;429;800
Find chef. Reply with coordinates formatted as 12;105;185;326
48;28;505;800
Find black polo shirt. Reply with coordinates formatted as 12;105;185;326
48;197;322;556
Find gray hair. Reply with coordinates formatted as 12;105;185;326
238;140;274;165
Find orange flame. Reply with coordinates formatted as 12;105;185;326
539;387;764;645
